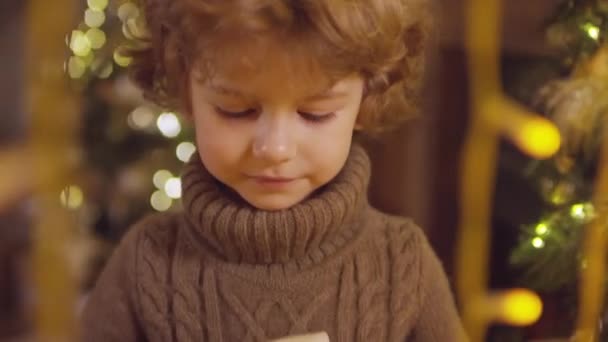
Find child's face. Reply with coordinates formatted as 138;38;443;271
188;36;364;211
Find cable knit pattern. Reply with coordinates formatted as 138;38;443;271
81;144;466;342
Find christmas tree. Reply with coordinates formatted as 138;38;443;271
64;0;196;289
507;0;608;337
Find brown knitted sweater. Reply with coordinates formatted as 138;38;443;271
81;145;465;341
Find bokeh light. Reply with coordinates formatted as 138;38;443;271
516;117;561;159
150;190;172;212
534;222;549;236
87;0;109;11
532;237;545;249
570;202;595;221
164;177;182;199
583;22;600;40
113;49;132;67
69;30;91;57
67;56;86;79
176;142;196;162
153;169;173;189
118;2;139;22
127;106;156;129
85;28;106;49
60;185;84;210
84;8;106;28
498;289;543;326
157;112;181;138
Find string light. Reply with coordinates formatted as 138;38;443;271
164;177;182;199
570;203;595;221
534;222;549;236
157;112;181;138
60;185;84;210
497;289;543;326
67;56;86;79
113;49;132;67
85;28;106;49
150;190;172;211
153;169;173;189
583;22;601;41
84;8;106;28
515;117;561;159
532;237;545;249
118;2;139;22
87;0;108;11
69;30;91;57
127;106;155;129
176;142;196;162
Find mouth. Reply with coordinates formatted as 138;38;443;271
250;175;295;183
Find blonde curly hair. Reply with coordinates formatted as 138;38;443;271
128;0;435;133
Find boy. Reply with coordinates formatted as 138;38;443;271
82;0;466;341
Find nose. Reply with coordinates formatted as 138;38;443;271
252;113;296;163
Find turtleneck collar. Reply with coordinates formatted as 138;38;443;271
180;143;371;265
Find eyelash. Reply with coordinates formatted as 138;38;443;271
214;107;335;124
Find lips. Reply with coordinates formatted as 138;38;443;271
251;175;294;183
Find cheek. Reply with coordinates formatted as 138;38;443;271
192;111;245;173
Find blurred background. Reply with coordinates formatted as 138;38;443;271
1;0;607;340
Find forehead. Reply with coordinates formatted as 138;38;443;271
194;32;344;99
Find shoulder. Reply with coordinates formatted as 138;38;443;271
122;211;183;253
366;208;429;256
110;212;184;286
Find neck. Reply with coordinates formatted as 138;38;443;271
180;144;371;265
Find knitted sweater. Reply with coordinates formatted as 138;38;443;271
81;144;465;341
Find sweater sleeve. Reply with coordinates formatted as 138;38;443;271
80;224;146;342
411;233;467;341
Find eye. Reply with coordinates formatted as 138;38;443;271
214;107;256;119
298;111;336;123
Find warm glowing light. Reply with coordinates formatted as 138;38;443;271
532;237;545;249
157;112;181;138
153;170;173;189
128;106;155;129
85;28;106;49
164;177;182;199
150;190;172;211
549;181;573;205
498;289;543;326
176;142;196;162
84;8;106;28
69;30;91;57
67;56;86;79
515;117;561;159
87;0;108;11
534;222;549;236
118;2;139;22
60;185;84;209
113;50;132;67
583;22;601;41
570;203;595;220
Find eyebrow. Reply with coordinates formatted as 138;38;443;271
303;89;349;102
208;84;249;99
207;84;349;102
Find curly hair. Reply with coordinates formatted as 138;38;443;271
127;0;435;133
